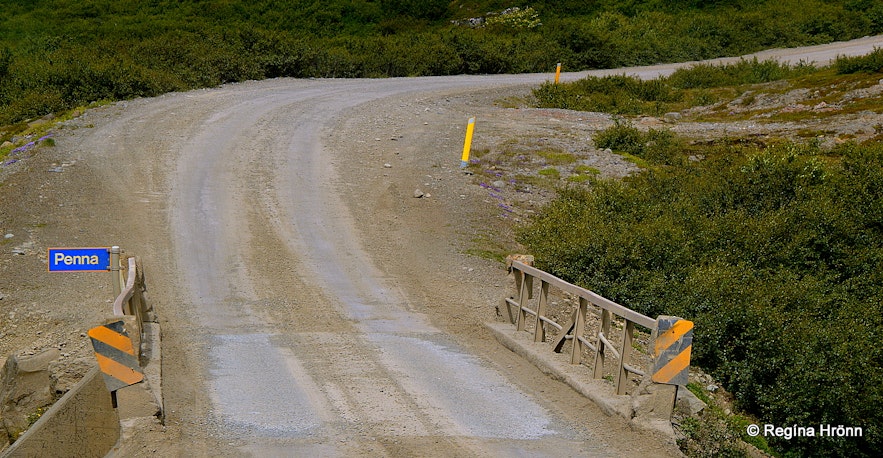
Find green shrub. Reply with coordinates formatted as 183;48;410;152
518;140;883;457
668;58;817;89
835;47;883;74
534;74;683;115
593;122;685;166
593;121;645;154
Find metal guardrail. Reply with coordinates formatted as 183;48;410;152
504;260;661;396
112;255;150;327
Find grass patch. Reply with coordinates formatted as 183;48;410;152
537;149;577;165
537;167;560;180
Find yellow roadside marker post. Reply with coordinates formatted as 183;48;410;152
460;117;476;168
555;62;562;84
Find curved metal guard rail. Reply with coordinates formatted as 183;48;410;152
112;256;138;316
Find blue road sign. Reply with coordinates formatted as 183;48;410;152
48;247;110;272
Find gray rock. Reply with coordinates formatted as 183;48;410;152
1;349;61;438
675;386;707;415
49;356;93;395
413;189;425;198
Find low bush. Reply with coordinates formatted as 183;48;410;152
835;47;883;74
593;122;686;166
667;58;817;89
518;138;883;457
535;58;819;117
534;75;682;115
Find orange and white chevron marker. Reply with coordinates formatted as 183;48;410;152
651;316;693;386
88;320;144;392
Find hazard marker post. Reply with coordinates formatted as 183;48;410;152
88;320;144;397
651;316;693;385
554;62;562;84
460;117;475;168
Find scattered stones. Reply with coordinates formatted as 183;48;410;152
383;163;392;168
11;241;35;256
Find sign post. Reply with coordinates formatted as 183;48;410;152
110;246;121;297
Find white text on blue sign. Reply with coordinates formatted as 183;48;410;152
48;248;110;272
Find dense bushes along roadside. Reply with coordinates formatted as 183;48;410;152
2;0;883;128
518;131;883;456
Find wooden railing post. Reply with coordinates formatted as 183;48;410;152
594;309;611;379
516;273;532;332
571;297;588;364
616;320;635;395
534;280;549;342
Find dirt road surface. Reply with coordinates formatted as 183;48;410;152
2;35;881;457
105;76;684;456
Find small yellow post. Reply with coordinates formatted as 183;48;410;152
554;62;562;84
460;117;475;167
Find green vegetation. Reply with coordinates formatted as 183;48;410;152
1;0;882;129
519;125;883;455
537;166;560;179
835;47;883;74
593;120;689;166
534;58;818;116
537;149;577;165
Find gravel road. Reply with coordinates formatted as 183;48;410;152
2;35;882;457
72;76;681;456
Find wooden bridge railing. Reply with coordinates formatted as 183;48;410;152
504;260;657;396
